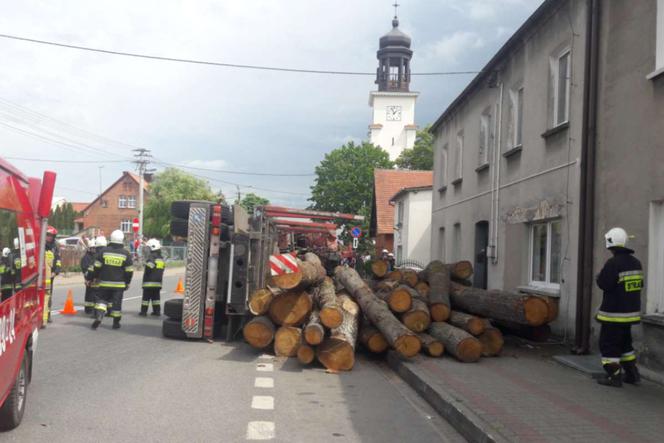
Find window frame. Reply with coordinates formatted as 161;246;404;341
440;143;449;188
120;219;132;233
528;220;562;289
553;49;571;127
127;195;136;209
657;0;664;71
455;132;464;181
515;87;524;148
118;195;127;209
479;111;491;167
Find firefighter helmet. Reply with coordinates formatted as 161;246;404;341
96;236;108;247
88;238;96;249
605;227;628;249
47;226;58;236
146;238;161;251
110;230;124;244
2;247;10;257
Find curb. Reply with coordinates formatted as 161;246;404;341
386;351;508;443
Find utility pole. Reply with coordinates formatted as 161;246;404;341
132;148;152;240
98;165;104;196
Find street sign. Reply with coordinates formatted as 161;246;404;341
352;237;359;249
351;227;362;238
132;217;140;233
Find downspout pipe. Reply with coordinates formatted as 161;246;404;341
573;0;600;354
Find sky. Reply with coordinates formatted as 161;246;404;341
0;0;543;207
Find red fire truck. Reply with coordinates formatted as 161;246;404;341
0;158;56;431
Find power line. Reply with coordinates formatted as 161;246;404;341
153;159;315;177
0;33;481;77
4;156;127;164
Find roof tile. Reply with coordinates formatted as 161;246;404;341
373;169;433;235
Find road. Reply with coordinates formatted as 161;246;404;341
3;272;464;442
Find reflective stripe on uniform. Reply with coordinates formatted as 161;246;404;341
151;300;160;305
141;301;150;306
99;281;126;288
124;266;134;272
602;357;621;365
621;351;637;362
142;283;162;288
109;311;122;318
95;303;108;312
596;311;641;323
146;262;155;269
84;302;95;308
155;260;165;270
94;260;102;268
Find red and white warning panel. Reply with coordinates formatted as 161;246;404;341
270;253;299;276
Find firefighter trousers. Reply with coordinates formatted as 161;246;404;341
94;288;124;322
599;323;635;365
141;287;161;314
84;285;97;313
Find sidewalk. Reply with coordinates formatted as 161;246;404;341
388;338;664;443
54;266;185;287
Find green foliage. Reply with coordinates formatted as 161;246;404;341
395;125;434;170
238;193;270;215
49;202;78;234
144;168;217;238
0;210;18;248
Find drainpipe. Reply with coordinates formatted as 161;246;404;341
573;0;600;354
489;80;504;264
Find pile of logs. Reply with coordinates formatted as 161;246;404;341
243;252;559;370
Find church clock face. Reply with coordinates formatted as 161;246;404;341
386;105;402;121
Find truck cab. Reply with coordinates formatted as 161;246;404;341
0;158;55;431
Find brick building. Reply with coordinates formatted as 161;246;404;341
77;171;148;239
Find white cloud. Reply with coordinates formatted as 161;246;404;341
184;159;228;170
423;31;486;66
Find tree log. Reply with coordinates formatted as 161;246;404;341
268;291;313;326
449;260;473;280
303;252;323;267
448;311;486;336
420;261;451;322
248;288;276;316
493;319;552;342
401;288;431;333
243;316;276;349
450;283;549;327
314;277;343;329
375;285;412;313
417;333;444;357
304;309;325;345
371;260;389;278
334;266;421;357
274;326;302;357
428;322;482;363
401;269;419;288
414;281;430;297
267;256;325;291
385;270;403;282
317;293;359;371
374;279;400;293
297;344;316;364
359;318;389;353
478;319;504;357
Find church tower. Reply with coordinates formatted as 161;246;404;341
369;11;419;161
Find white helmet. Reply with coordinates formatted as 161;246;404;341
2;247;10;258
146;238;161;251
96;236;108;247
605;227;628;249
13;238;19;249
110;230;124;244
88;238;96;249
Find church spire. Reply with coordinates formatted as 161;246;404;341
375;5;413;92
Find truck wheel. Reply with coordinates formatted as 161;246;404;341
170;219;189;237
162;318;187;340
0;352;28;431
164;298;184;321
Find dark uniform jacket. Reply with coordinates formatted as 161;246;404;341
12;249;22;289
91;244;134;290
45;240;61;276
81;251;96;283
596;248;643;324
0;255;15;290
142;251;165;289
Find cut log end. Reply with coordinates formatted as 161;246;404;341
394;335;421;358
304;324;325;346
524;297;550;326
467;318;486;336
297;344;316;365
402;270;419;287
317;338;355;371
479;328;504;357
402;311;431;333
248;288;274;315
457;337;483;363
366;333;389;353
268;291;312;326
371;260;389;278
414;282;430;297
389;288;413;313
243;316;275;349
269;272;303;290
430;304;451;322
320;307;343;329
274;326;302;357
425;341;444;357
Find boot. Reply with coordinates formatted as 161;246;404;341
151;307;161;316
622;361;641;385
91;309;103;330
112;318;121;329
139;308;148;317
597;363;623;387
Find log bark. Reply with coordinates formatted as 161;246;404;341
334;266;421;357
374;279;400;293
371;260;389;278
401;288;431;333
297;344;316;364
417;333;444;357
428;322;482;363
317;293;359;371
449;260;473;280
268;291;313;326
448;311;486;336
420;261;451;322
274;326;302;357
375;285;412;313
314;277;343;329
450;283;549;327
385;270;403;282
303;309;325;345
493;319;552;342
401;269;419;288
243;316;276;349
359;318;389;353
414;281;430;297
478;319;504;357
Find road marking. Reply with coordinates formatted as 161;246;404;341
251;396;274;410
246;421;275;440
256;363;273;372
254;377;274;388
258;354;273;360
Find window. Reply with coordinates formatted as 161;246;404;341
0;208;20;298
127;196;136;209
553;50;571;126
516;88;524;147
507;87;524;149
529;220;562;287
657;0;664;71
440;144;449;187
647;202;664;314
479;111;491;166
120;219;132;233
118;195;127;209
453;223;461;261
100;199;108;208
454;132;464;181
396;201;404;227
396;245;403;265
438;227;446;261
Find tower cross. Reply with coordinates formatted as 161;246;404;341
393;2;400;18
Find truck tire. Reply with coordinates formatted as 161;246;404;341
170;218;188;237
0;352;28;431
162;318;188;340
164;298;183;321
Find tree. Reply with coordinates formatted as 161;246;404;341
143;168;217;238
238;193;269;215
48;202;77;234
395;125;434;170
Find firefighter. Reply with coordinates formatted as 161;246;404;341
12;238;22;291
1;247;14;301
596;227;644;387
44;226;61;323
89;230;133;330
140;238;165;317
81;238;97;315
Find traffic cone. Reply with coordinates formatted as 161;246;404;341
59;289;78;315
175;277;185;294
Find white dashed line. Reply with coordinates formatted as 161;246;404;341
251;396;274;410
258;354;273;360
256;363;273;372
246;421;275;440
254;377;274;388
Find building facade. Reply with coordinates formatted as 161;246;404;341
391;186;432;266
